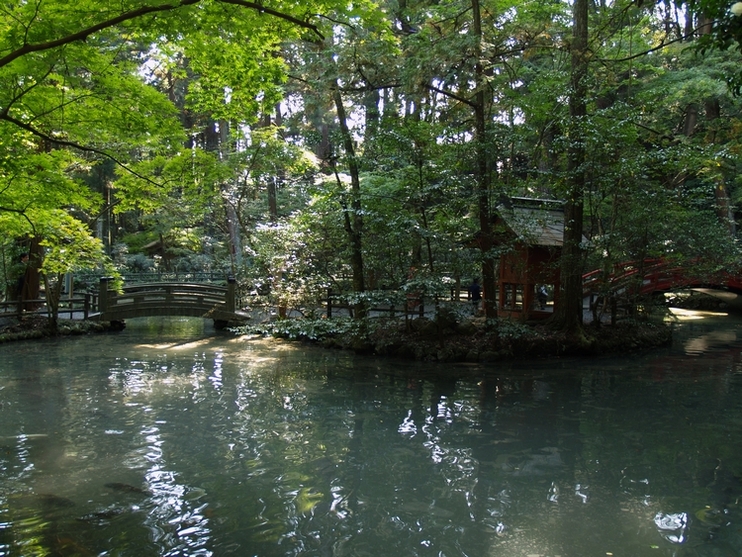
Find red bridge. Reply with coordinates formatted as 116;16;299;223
582;259;742;312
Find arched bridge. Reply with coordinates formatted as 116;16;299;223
583;259;742;310
90;278;249;328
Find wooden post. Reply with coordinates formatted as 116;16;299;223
276;269;287;318
611;297;617;326
99;277;111;315
226;276;236;313
523;284;534;316
65;273;74;300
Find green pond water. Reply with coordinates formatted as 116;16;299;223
2;313;742;556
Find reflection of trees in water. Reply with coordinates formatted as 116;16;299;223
464;374;583;554
380;357;742;556
5;329;742;556
2;365;90;557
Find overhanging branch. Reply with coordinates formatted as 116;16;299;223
0;0;199;69
0;204;37;232
598;25;710;64
3;114;167;188
423;83;477;108
218;0;323;39
0;0;323;69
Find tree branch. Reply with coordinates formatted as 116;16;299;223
218;0;324;39
0;0;323;69
0;63;57;119
598;25;709;64
0;1;199;69
0;204;37;233
422;83;477;108
2;113;168;189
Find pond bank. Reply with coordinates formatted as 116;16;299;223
0;315;112;342
319;317;674;362
0;312;673;362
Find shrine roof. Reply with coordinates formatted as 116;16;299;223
496;198;567;247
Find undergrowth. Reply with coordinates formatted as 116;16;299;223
232;317;364;341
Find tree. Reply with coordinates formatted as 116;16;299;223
555;0;589;337
37;212;118;330
4;0;741;336
682;0;742;92
379;0;565;318
0;0;358;320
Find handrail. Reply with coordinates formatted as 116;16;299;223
96;279;238;322
76;271;227;284
0;294;95;320
582;258;742;300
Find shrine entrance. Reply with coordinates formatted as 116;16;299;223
493;198;568;320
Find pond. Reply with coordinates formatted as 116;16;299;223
2;312;742;556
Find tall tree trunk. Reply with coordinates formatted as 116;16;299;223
267;177;278;222
683;104;698;137
333;88;366;316
364;88;381;138
26;238;42;307
224;202;242;274
714;181;735;235
219;119;242;272
700;99;735;235
472;0;497;319
260;113;279;222
680;63;734;235
556;0;588;337
43;272;63;333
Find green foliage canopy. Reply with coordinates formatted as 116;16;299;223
0;0;358;275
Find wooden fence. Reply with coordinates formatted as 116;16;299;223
0;294;97;321
323;288;474;319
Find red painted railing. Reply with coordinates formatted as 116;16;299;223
583;258;742;299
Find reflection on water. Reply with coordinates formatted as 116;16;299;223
2;316;742;556
684;329;738;356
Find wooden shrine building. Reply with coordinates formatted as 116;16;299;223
493;198;569;320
